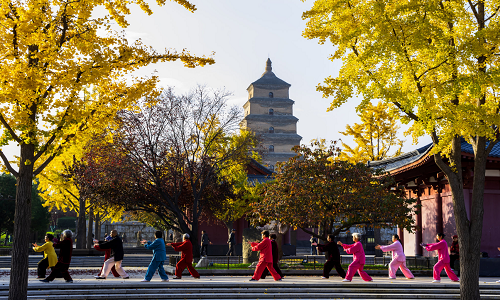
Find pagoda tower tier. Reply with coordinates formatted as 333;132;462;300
240;58;302;170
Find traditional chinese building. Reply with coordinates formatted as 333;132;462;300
369;140;500;257
240;58;302;171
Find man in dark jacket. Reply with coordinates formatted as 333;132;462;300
94;229;129;279
41;230;74;283
200;230;211;257
227;228;236;256
314;234;346;279
260;233;284;279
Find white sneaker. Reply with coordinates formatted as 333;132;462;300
321;277;328;279
496;280;500;283
451;280;459;282
161;279;169;282
342;279;351;282
389;277;396;279
432;280;441;283
140;279;150;282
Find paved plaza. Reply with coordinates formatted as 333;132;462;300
0;269;500;299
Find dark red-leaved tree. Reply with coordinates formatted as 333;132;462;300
81;87;256;257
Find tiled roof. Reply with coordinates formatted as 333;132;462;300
368;143;432;172
368;138;500;172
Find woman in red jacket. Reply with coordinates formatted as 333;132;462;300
167;233;200;279
249;230;281;281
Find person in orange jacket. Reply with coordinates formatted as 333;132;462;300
167;233;200;279
249;230;282;281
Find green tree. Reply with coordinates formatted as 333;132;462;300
302;0;500;297
339;101;403;163
251;141;417;241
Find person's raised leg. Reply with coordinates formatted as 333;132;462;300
186;262;200;278
145;259;160;281
399;261;414;279
157;261;169;280
443;263;459;281
266;263;281;280
332;260;346;278
60;264;72;282
357;264;373;281
114;260;129;278
111;265;120;277
252;261;267;280
344;261;359;281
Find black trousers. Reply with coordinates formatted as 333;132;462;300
323;260;346;278
37;257;51;278
200;245;208;256
450;255;459;269
260;262;283;279
45;262;72;281
226;244;235;256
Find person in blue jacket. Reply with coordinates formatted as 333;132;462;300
140;230;169;282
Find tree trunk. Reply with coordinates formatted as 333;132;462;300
86;207;94;249
8;143;35;300
94;213;101;241
76;198;86;249
191;220;200;259
224;221;234;237
434;136;485;300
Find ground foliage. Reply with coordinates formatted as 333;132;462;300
251;141;417;240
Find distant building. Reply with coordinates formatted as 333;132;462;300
240;58;302;170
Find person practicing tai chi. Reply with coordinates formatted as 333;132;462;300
93;229;129;279
167;233;200;279
140;230;169;282
375;234;414;280
33;233;57;279
421;233;459;283
261;233;284;280
40;230;74;283
249;230;282;281
338;233;373;282
313;234;346;279
93;233;120;278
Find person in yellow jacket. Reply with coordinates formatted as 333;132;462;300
32;233;57;279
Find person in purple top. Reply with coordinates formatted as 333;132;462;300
421;233;459;283
337;233;373;282
376;234;414;279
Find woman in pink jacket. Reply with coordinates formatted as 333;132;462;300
337;233;373;282
421;233;459;283
375;234;414;279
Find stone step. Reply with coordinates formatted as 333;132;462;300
0;281;498;300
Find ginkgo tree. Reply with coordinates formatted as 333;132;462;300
302;0;500;297
0;1;214;299
339;101;404;163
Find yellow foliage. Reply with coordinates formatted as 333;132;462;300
302;0;500;155
339;101;404;163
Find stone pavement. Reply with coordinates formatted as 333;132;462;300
0;271;500;299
